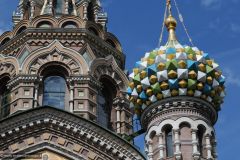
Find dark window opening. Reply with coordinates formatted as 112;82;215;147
88;27;99;36
87;2;94;21
53;0;64;16
97;76;117;130
1;38;11;46
36;21;53;28
197;125;206;156
0;76;11;118
165;127;174;157
68;0;74;15
62;21;77;28
16;26;27;35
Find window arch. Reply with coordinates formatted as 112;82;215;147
1;37;11;46
165;126;174;157
16;26;27;35
0;76;11;118
43;76;66;110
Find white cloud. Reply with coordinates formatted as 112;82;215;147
224;68;240;87
201;0;222;9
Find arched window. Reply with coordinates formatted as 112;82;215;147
0;76;11;118
97;76;117;129
36;21;53;28
62;21;77;28
16;26;27;35
43;76;66;110
1;37;11;46
165;127;174;157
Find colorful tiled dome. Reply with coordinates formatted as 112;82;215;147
127;15;226;117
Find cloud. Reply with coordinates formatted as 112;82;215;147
224;68;240;87
201;0;222;9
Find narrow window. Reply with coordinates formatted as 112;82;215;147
43;76;66;110
0;77;11;118
166;128;174;157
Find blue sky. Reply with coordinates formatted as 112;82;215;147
0;0;240;159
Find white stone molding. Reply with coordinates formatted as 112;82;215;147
205;135;213;160
157;133;165;160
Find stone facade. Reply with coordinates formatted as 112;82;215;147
0;0;144;159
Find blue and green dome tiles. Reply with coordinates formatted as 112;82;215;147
127;45;225;117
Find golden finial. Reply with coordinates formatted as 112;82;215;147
165;0;178;45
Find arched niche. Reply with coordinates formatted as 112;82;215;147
21;40;89;75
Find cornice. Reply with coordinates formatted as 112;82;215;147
140;96;217;130
0;106;145;160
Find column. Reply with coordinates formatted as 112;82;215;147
174;129;182;160
71;0;77;16
65;0;69;14
93;6;100;22
148;140;154;160
30;0;36;19
34;85;39;108
192;129;200;160
49;0;53;15
205;135;213;160
157;133;165;160
69;85;74;112
120;108;126;134
83;1;88;20
116;107;121;134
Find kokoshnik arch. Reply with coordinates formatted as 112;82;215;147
0;0;226;160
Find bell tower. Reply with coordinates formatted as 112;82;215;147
127;0;225;160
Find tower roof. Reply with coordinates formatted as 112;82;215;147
127;0;226;118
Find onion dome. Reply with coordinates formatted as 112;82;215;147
127;3;226;118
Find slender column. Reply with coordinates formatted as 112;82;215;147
69;85;74;112
116;107;121;134
174;129;182;160
205;135;213;160
120;108;126;134
83;1;88;20
157;133;165;160
192;129;200;160
65;0;69;14
148;140;154;160
93;6;100;22
71;0;77;16
30;0;36;19
212;139;218;160
49;0;53;15
34;85;39;108
20;4;24;19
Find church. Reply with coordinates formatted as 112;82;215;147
0;0;225;160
